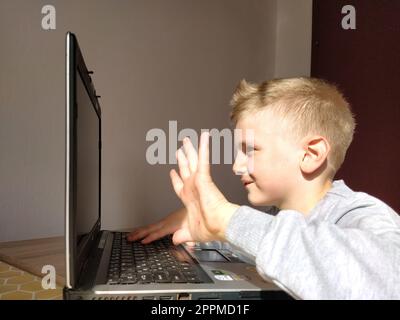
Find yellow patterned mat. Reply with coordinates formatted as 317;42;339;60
0;261;63;300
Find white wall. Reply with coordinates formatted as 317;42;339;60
0;0;312;242
274;0;313;78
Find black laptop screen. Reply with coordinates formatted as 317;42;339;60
75;71;100;247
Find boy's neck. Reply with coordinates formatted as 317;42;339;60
280;179;333;216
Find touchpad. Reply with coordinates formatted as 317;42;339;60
192;249;229;262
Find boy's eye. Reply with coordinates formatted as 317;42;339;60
239;143;258;155
246;146;255;154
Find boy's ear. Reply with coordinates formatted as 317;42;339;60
299;136;330;175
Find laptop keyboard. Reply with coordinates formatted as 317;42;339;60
107;232;203;285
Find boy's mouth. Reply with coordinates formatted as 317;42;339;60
241;179;254;187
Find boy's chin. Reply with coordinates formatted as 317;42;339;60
247;193;272;207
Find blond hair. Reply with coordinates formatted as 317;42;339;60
230;77;356;177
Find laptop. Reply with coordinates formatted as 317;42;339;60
63;32;288;300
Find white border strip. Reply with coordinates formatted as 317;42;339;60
65;32;72;289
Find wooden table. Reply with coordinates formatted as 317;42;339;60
0;236;65;299
0;236;65;286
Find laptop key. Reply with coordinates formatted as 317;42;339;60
120;276;137;284
138;273;153;283
121;267;134;272
154;271;170;283
186;275;202;283
182;271;197;278
107;278;120;285
168;271;186;283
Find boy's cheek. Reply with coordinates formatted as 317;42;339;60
247;185;272;206
246;156;256;174
247;180;286;207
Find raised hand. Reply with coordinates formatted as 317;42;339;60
170;131;239;245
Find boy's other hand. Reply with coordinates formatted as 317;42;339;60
170;132;240;245
127;207;187;244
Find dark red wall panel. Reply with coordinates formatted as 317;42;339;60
311;0;400;212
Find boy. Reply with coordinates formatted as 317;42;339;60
128;78;400;299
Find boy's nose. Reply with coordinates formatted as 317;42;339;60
232;150;247;175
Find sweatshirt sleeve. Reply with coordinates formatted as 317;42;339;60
225;205;400;299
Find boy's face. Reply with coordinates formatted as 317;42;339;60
233;110;302;208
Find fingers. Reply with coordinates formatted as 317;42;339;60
183;137;198;173
198;131;210;176
141;229;168;244
127;224;170;244
127;224;159;242
177;148;191;180
172;228;194;245
126;229;144;242
127;229;150;242
170;169;184;198
174;133;209;182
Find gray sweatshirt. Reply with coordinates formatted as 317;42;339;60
224;180;400;299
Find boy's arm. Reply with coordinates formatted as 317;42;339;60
167;133;400;298
225;205;400;299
